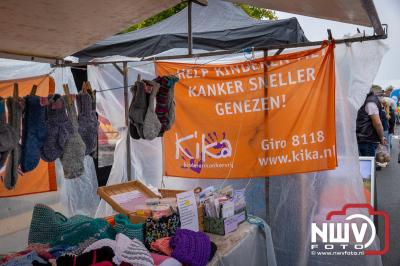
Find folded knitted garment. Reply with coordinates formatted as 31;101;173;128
150;237;172;256
41;96;74;162
77;93;98;155
151;253;182;266
84;233;154;266
114;214;144;242
57;246;114;266
2;251;48;266
28;204;116;247
21;95;47;172
60;96;86;179
144;213;180;249
170;229;211;266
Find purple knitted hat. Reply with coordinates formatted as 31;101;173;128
170;229;211;266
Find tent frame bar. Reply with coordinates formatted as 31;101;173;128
57;30;387;67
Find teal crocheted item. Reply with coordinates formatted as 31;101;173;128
28;204;116;247
114;214;144;243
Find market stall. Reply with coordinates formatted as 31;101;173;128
0;0;390;265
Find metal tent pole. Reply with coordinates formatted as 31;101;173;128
123;62;132;181
188;0;193;55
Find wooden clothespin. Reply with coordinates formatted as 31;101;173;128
82;81;88;93
63;84;72;105
30;85;38;96
327;29;333;43
13;83;19;98
86;81;93;95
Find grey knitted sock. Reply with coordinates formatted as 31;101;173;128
4;97;23;189
129;81;147;139
77;93;99;155
143;81;161;140
60;96;86;179
41;96;74;162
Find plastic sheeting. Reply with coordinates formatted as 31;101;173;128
57;156;100;217
0;58;78;94
89;40;387;265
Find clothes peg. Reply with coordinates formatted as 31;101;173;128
82;81;88;93
30;85;38;96
13;83;19;98
63;84;72;105
327;29;333;42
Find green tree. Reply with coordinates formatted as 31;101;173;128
123;2;276;33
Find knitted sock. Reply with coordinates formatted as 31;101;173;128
21;95;47;172
41;97;74;162
60;96;86;179
4;97;23;189
77;93;99;155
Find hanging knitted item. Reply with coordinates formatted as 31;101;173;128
143;81;161;140
4;97;23;189
60;96;86;179
21;95;47;172
154;76;179;136
77;93;99;155
129;81;147;139
0;98;18;169
41;95;74;162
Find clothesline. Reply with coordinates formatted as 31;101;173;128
95;47;256;93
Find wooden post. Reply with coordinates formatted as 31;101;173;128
123;62;132;181
263;50;270;224
188;0;193;55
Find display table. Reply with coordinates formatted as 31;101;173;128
207;221;276;266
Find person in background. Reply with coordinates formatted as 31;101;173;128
388;104;396;151
356;90;387;156
380;99;390;152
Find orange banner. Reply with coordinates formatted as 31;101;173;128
156;43;337;178
0;75;56;196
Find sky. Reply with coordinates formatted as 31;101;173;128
274;0;400;89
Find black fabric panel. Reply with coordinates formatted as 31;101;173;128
75;18;308;61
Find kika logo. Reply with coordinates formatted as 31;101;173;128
311;204;389;256
176;131;232;173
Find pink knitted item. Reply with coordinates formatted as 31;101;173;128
150;237;173;256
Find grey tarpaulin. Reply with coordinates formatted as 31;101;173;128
74;0;307;61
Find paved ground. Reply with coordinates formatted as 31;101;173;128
377;134;400;266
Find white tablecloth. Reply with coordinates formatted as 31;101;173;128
207;221;276;266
